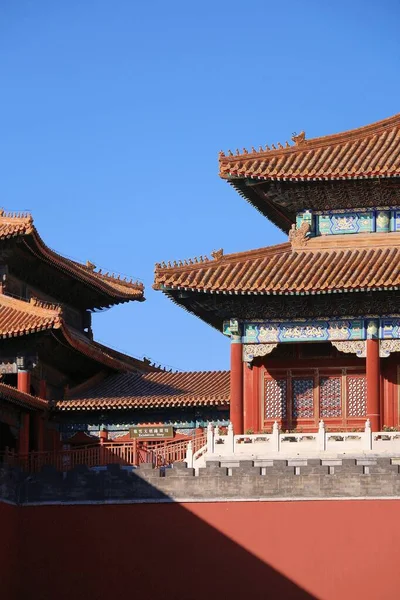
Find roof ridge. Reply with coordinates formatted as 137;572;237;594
146;369;230;376
92;340;163;372
0;209;33;222
78;260;144;291
219;113;400;164
155;242;291;274
60;326;159;373
29;296;63;315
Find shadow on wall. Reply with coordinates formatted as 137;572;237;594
11;470;315;600
4;465;400;600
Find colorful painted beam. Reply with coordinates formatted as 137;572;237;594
224;317;400;343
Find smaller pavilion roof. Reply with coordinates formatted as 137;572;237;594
57;370;230;411
154;232;400;297
219;113;400;182
0;210;144;306
0;382;48;411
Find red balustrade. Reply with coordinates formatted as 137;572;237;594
0;432;206;472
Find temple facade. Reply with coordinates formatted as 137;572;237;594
154;114;400;434
0;211;229;452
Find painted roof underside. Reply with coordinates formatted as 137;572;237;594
219;114;400;181
57;370;230;410
0;211;144;303
154;233;400;295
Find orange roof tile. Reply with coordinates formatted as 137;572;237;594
154;233;400;296
219;114;400;181
57;370;230;410
0;294;62;337
0;210;144;303
0;382;48;411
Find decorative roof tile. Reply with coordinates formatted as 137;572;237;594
154;233;400;295
219;114;400;181
57;370;230;410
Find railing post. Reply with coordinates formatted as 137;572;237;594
272;421;280;453
318;420;326;451
364;418;372;451
227;422;234;454
185;441;193;468
207;423;214;455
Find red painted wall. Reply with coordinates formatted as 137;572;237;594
0;502;18;600
7;500;400;600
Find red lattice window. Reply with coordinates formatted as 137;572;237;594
264;379;287;419
347;376;367;417
292;378;314;418
319;377;342;418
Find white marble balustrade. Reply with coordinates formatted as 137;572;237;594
185;420;400;469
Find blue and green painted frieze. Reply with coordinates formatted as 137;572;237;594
296;208;400;237
224;318;400;343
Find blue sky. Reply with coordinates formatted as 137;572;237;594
1;1;399;371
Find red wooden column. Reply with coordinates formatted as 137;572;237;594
99;427;109;444
230;336;244;434
366;321;380;431
17;358;31;454
243;361;254;433
17;369;31;394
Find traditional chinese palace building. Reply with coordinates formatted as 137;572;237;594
154;114;400;434
0;211;229;453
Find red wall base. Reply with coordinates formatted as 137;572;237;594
0;502;18;600
2;499;400;600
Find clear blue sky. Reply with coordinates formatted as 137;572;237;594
1;1;399;371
